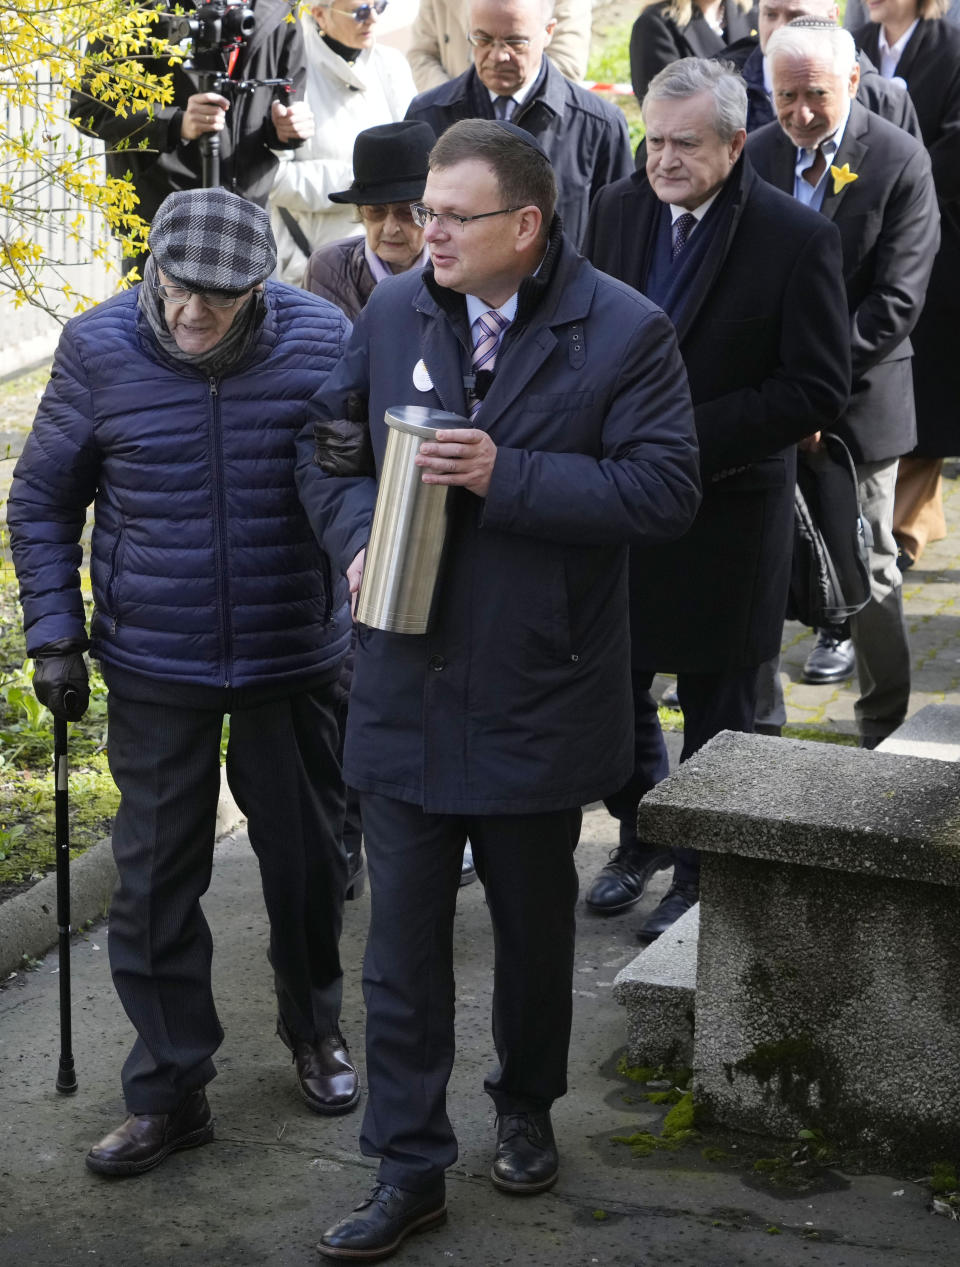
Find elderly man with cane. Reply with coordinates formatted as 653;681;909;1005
7;186;360;1176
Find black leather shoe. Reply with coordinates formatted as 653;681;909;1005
859;734;886;750
585;841;672;914
318;1182;446;1261
660;682;680;709
802;631;856;684
85;1088;213;1176
637;880;699;942
460;842;478;887
491;1111;559;1194
278;1018;360;1115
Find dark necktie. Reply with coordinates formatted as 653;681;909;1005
803;144;827;188
672;212;697;260
494;96;516;121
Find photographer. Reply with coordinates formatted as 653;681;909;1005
70;0;314;257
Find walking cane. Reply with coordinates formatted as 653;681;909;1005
54;704;78;1094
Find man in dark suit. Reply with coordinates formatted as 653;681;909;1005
583;56;850;938
728;0;921;135
405;0;632;246
749;20;938;743
297;119;701;1259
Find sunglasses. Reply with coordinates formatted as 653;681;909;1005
328;0;388;23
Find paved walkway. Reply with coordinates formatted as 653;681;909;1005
2;821;958;1267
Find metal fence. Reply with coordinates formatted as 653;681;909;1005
0;70;118;379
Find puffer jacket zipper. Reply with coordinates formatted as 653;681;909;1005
208;377;234;687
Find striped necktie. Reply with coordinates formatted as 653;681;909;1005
470;309;509;421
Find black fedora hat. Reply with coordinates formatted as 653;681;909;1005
329;120;436;205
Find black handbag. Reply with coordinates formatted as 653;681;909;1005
787;433;872;629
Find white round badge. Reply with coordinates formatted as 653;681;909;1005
412;359;433;393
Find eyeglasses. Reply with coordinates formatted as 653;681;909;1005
410;204;523;231
466;32;532;52
155;283;249;309
359;203;416;223
329;0;388;23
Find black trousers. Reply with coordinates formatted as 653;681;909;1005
357;793;582;1192
605;668;757;886
105;681;347;1112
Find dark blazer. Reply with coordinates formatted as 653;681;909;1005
630;1;756;101
296;223;702;814
734;43;921;138
748;101;938;464
405;58;631;247
583;157;850;673
856;18;960;454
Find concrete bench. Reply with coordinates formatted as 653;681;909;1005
633;729;960;1168
612;902;698;1069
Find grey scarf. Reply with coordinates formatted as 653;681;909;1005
138;255;264;378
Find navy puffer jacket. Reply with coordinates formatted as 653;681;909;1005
8;282;352;689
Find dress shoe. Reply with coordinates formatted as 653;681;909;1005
460;841;478;887
660;681;680;709
585;841;672;914
637;880;699;942
317;1182;446;1261
801;631;856;684
859;734;886;750
896;544;916;572
490;1110;559;1194
85;1088;213;1176
277;1017;360;1115
754;723;782;737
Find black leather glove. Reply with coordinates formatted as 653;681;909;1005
32;640;90;722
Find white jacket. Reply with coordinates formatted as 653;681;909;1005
270;21;416;285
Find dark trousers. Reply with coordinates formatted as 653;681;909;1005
106;682;347;1112
605;668;758;886
357;793;582;1191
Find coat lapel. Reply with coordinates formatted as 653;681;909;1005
416;293;471;418
673;159;750;345
819;103;869;222
886;17;929;86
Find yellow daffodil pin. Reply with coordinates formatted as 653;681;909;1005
830;163;859;195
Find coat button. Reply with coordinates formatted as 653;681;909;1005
428;654;446;671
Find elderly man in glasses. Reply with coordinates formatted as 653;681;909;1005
405;0;633;246
297;118;701;1261
8;187;360;1177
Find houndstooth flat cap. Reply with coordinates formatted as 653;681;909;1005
149;187;277;292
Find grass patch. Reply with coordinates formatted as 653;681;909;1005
588;19;644;151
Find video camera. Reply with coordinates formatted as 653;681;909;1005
162;1;256;57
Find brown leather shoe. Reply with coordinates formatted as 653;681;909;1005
85;1088;213;1177
278;1018;360;1115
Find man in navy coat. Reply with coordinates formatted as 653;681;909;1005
583;57;851;940
297;119;701;1260
749;21;938;740
404;0;632;246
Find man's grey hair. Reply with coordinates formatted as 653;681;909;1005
642;58;747;141
766;23;857;77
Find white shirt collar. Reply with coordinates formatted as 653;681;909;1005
486;57;544;111
669;189;721;227
793;99;852;172
878;19;919;77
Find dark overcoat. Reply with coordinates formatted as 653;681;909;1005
857;18;960;455
630;1;756;102
296;228;702;815
583;157;850;673
748;101;939;464
404;59;631;248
